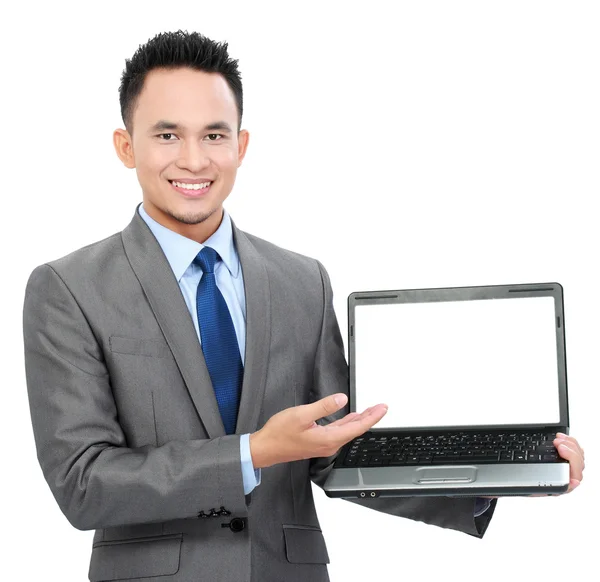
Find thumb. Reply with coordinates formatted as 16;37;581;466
301;393;348;424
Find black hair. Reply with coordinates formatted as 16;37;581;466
118;30;243;135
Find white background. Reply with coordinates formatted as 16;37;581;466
3;1;597;580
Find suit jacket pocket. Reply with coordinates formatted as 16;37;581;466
88;533;182;581
109;335;171;358
283;524;330;564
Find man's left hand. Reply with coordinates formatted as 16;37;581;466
483;432;585;499
551;432;585;493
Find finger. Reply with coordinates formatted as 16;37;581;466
329;406;378;426
555;439;585;468
555;443;584;481
327;412;362;427
308;405;383;436
555;434;584;455
323;404;388;443
300;393;348;426
554;436;585;463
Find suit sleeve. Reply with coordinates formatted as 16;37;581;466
22;264;249;531
307;260;497;538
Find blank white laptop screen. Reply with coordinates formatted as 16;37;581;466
353;296;560;428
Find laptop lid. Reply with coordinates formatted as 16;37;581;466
348;282;569;433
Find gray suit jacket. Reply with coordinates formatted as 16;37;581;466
23;203;496;582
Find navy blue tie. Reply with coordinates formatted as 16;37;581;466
194;246;243;434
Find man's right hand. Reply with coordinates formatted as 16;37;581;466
249;393;388;469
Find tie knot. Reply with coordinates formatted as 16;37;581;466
195;246;219;274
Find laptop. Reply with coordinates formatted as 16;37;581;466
323;282;570;498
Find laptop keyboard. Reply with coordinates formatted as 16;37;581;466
342;431;562;467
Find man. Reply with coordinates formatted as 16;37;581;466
22;30;585;582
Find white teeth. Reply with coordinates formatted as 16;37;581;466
172;181;211;190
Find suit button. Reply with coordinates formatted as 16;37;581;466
230;518;246;532
221;517;246;532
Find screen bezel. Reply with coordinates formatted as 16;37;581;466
347;282;569;432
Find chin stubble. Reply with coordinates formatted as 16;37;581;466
169;206;218;225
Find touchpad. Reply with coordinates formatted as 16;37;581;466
414;466;477;484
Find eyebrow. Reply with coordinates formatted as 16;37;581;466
148;120;234;133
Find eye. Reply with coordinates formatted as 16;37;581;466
157;133;177;140
206;133;224;141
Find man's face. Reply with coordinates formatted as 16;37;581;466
114;67;249;242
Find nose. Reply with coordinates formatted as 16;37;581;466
176;139;211;173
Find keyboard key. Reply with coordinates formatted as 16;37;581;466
542;453;559;461
467;454;496;462
431;456;457;463
390;456;406;465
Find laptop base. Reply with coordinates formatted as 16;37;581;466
323;462;570;498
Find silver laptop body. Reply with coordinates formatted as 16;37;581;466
323;282;570;498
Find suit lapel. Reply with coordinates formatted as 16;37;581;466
230;218;271;435
121;204;226;438
121;204;271;439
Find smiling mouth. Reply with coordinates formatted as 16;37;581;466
169;179;213;189
168;180;213;197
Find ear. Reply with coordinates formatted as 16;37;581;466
237;129;250;167
113;128;136;169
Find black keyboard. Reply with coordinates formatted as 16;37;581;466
342;431;563;467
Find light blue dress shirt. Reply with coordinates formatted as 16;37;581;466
138;202;261;495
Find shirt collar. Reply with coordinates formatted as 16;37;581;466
137;202;240;282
